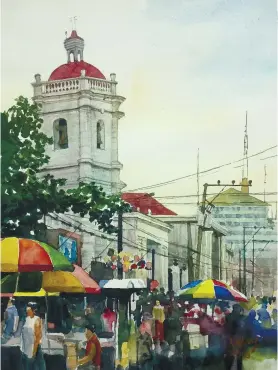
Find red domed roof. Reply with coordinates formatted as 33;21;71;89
68;30;83;40
49;60;106;81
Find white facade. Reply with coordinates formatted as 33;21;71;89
212;205;276;251
155;215;228;286
212;204;277;295
32;37;125;194
114;213;172;289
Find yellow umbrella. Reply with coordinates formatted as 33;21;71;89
13;289;59;297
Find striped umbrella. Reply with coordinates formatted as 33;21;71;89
179;279;248;302
1;237;74;272
43;265;101;294
1;265;100;294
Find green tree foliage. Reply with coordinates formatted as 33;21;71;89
1;96;131;238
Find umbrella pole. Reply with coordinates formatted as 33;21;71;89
45;292;51;354
15;272;20;292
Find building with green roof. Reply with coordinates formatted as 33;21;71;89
208;178;277;296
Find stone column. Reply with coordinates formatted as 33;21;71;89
111;113;119;164
78;106;93;182
110;73;117;95
32;74;43;97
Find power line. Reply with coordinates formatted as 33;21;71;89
153;191;278;199
157;200;278;206
127;145;277;192
122;219;240;267
48;214;267;285
48;212;272;274
260;154;277;160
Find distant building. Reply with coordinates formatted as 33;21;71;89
208;177;277;295
155;215;228;287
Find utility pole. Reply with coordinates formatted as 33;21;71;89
117;210;123;279
243;226;267;295
239;249;242;291
243;226;246;295
195;183;208;279
252;236;255;292
187;223;194;281
219;238;222;280
151;249;155;281
197;148;200;206
264;165;267;202
195;180;251;280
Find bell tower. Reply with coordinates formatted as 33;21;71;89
32;29;126;194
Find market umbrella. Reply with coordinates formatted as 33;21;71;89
99;278;146;297
1;289;59;298
179;279;248;302
43;264;101;294
0;265;101;294
1;237;74;272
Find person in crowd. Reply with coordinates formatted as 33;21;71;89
101;307;116;333
272;297;277;310
137;313;154;370
70;301;87;333
85;305;103;335
21;302;46;370
132;304;142;328
14;300;27;337
152;300;165;343
244;309;261;342
257;297;272;329
224;304;246;370
3;298;19;340
271;309;277;329
176;330;190;366
163;306;182;354
77;324;101;370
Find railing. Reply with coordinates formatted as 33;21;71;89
39;77;113;95
44;79;80;94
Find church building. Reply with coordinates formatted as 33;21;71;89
33;29;171;287
33;29;126;194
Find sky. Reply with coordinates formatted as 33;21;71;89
1;0;277;216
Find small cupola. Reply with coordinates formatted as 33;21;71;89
241;177;249;194
64;29;84;63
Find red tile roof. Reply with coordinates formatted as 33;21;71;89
122;193;177;216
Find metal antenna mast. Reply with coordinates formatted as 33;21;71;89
243;111;249;178
69;16;77;30
197;148;200;206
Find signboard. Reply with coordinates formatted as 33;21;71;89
58;235;78;264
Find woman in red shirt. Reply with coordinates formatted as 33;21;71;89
77;325;101;370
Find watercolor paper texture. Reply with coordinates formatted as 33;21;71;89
1;1;277;369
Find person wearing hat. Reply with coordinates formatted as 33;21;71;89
77;324;101;370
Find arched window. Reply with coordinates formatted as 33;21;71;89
70;52;74;62
97;120;105;149
53;119;68;150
